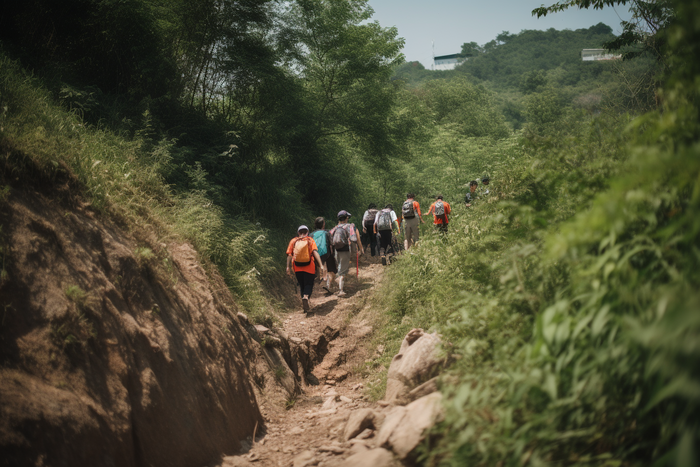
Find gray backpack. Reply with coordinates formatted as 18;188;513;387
332;224;355;249
434;200;445;216
377;210;393;231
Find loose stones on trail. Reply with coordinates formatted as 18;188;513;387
385;328;446;405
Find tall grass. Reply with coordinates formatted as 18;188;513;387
0;54;280;323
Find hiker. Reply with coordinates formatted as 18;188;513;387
330;210;363;296
374;203;400;265
401;193;424;250
361;203;379;257
286;225;323;313
311;217;337;293
481;176;490;196
425;194;452;233
465;180;479;207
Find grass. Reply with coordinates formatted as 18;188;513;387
0;52;282;324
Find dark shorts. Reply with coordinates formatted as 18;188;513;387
324;252;338;274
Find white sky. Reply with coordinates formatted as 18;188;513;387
366;0;633;67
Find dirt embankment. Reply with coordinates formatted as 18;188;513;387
0;152;421;467
0;171;285;466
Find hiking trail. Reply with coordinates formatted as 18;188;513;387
218;257;395;467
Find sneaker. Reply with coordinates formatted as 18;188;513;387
381;256;387;266
302;297;310;312
337;291;346;297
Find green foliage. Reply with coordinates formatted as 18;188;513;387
64;285;88;307
455;24;617;90
373;1;699;465
0;53;281;322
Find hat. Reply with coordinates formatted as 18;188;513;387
482;176;490;183
337;210;351;219
297;225;309;232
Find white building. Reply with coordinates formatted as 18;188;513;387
433;53;468;71
581;49;621;61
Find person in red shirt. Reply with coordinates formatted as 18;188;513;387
425;195;452;234
286;225;323;313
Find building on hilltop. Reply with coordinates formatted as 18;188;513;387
433;53;469;71
581;49;621;61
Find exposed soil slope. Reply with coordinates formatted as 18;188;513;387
0;177;272;467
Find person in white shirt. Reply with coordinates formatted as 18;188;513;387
374;204;400;265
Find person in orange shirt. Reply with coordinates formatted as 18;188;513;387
424;194;452;234
401;193;425;250
286;225;323;313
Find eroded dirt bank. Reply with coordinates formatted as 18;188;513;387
0;181;275;467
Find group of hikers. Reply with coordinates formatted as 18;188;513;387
286;176;491;313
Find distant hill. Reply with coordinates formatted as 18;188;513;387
393;23;616;90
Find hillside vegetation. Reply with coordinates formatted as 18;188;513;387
1;0;699;465
370;0;700;465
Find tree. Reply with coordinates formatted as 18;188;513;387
278;0;405;164
532;0;674;61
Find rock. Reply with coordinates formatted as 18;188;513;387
400;376;439;405
293;450;318;467
321;397;338;411
385;328;445;404
254;325;270;335
317;445;345;454
339;395;352;403
376;392;444;459
289;426;304;435
356;428;374;440
222;456;256;467
348;442;371;455
326;379;336;385
290;337;303;344
237;312;250;324
328;369;349;382
344;408;376;440
337;448;399;467
307;408;337;419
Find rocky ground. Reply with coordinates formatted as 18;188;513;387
215;254;446;467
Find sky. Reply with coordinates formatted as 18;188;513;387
366;0;633;68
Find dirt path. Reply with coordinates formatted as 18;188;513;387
219;257;391;467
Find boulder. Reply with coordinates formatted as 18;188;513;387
385;328;445;404
337;448;399;467
376;392;444;459
344;408;376;441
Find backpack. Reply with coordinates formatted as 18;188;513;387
331;224;350;249
402;200;415;219
377;209;393;231
434;200;447;223
363;209;379;230
434;200;445;216
311;230;328;256
292;237;312;266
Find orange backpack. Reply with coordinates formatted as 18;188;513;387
293;237;312;266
